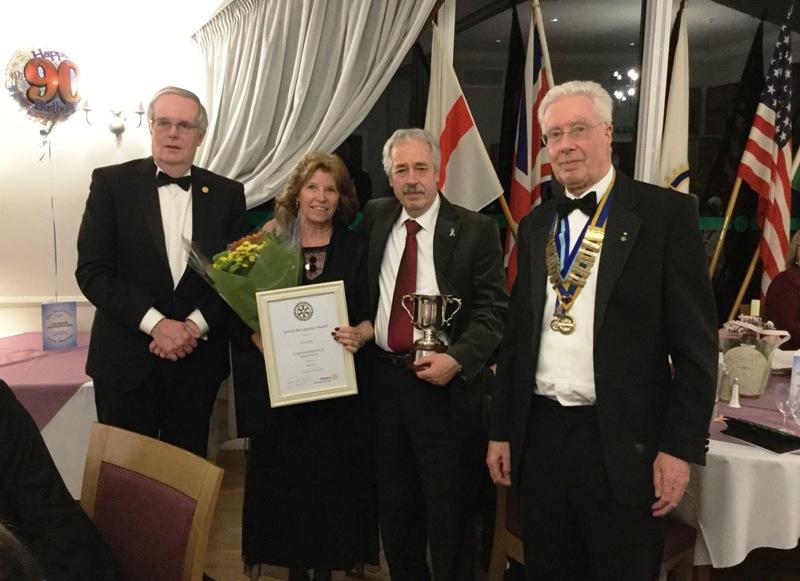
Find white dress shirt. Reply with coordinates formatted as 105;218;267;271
535;166;615;405
375;195;442;352
139;167;208;337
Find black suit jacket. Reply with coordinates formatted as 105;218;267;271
490;171;718;505
361;195;508;431
75;157;247;390
0;380;118;580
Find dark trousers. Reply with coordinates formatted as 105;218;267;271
372;359;475;581
94;360;220;458
519;396;664;581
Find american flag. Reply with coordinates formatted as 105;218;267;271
738;12;792;298
504;1;554;287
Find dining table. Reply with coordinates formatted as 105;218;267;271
0;331;97;498
675;374;800;569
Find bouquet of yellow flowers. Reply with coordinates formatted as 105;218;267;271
188;229;301;331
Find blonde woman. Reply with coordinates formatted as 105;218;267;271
239;152;377;581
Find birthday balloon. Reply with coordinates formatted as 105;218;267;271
5;48;81;127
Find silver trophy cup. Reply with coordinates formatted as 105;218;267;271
401;293;462;360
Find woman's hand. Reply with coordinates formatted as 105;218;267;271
260;218;280;234
332;320;375;353
251;333;264;353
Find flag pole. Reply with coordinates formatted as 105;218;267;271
709;176;743;277
727;244;760;321
498;194;518;238
534;0;555;88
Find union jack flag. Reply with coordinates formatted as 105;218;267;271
505;1;554;287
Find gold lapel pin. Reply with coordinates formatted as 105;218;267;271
201;186;209;194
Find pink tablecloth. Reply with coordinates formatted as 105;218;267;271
0;332;90;429
712;376;800;442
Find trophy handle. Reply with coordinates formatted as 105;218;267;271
401;294;414;319
442;297;462;326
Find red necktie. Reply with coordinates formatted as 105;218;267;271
387;219;421;352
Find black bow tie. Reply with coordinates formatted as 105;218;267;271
156;171;192;191
556;192;597;218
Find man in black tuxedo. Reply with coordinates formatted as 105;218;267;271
360;128;507;581
0;379;118;580
76;86;247;457
487;81;718;580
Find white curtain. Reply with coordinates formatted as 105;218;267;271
194;0;437;207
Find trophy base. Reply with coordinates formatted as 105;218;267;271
411;341;447;364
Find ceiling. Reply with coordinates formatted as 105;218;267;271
192;1;790;61
450;0;790;58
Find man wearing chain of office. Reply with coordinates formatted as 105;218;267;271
487;80;718;580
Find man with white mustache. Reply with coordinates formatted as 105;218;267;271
359;128;508;581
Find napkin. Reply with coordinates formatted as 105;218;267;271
771;348;796;371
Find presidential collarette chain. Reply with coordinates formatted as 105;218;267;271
546;226;605;335
545;177;615;335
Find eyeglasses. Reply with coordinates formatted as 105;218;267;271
542;122;605;146
150;118;199;134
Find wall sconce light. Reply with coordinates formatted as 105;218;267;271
82;101;145;136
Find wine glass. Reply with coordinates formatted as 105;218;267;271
773;383;799;431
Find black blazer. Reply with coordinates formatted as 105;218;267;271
490;171;718;505
75;157;247;390
360;195;508;432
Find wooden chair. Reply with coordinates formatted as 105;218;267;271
659;518;696;581
81;423;223;581
487;485;697;581
487;485;524;581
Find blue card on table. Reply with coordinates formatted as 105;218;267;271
41;301;77;350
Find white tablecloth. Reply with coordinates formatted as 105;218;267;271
40;381;97;498
676;427;800;567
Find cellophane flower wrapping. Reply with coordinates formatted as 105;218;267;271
719;316;790;397
187;228;301;331
720;316;787;359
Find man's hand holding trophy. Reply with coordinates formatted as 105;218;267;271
401;293;462;386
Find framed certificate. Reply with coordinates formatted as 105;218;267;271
255;281;357;407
